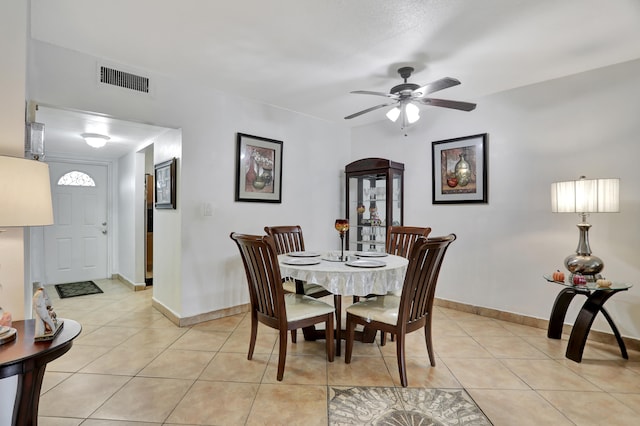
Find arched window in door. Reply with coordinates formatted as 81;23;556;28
57;170;96;187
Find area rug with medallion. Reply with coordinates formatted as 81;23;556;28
329;387;491;425
54;281;103;299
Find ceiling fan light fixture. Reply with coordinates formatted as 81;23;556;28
345;67;476;122
386;106;401;122
386;101;420;128
82;133;110;148
405;102;420;124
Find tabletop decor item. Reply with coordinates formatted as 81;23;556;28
0;324;17;345
552;270;565;282
0;306;11;327
432;133;488;204
572;274;587;286
235;133;283;203
335;219;350;261
33;283;63;341
0;305;16;345
551;176;619;282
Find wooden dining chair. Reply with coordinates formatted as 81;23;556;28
264;225;336;343
386;225;432;258
378;225;433;344
345;234;456;387
264;225;332;298
230;233;335;381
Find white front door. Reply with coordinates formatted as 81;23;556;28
44;161;109;284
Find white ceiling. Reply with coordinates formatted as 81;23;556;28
35;106;171;160
29;0;640;159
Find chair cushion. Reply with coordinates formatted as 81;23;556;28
285;293;334;322
282;278;329;296
345;295;400;326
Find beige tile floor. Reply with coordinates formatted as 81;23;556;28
37;279;640;425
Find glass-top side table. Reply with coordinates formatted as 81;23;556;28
544;275;632;362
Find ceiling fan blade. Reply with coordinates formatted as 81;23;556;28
412;77;461;97
417;98;477;111
344;102;397;120
351;90;399;99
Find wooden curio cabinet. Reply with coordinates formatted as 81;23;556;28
345;158;404;252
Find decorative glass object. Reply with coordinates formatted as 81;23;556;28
335;219;349;261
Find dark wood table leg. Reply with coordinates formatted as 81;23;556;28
599;306;628;359
566;289;625;362
548;287;581;339
361;327;378;343
300;326;318;341
334;294;342;356
297;292;375;356
14;363;48;425
300;294;342;357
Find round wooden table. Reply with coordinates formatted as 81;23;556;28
279;252;408;355
0;319;81;426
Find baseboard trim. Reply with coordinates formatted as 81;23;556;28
434;298;640;353
139;290;639;352
112;274;146;291
151;298;250;327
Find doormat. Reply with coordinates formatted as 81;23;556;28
329;387;491;425
54;281;103;299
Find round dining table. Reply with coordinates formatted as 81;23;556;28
278;251;408;355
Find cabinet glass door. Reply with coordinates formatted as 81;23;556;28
348;174;387;252
345;158;404;253
391;170;402;227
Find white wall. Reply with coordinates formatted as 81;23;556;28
352;59;640;339
153;129;182;316
117;151;145;285
28;41;351;320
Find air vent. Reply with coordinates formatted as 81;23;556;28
99;65;149;93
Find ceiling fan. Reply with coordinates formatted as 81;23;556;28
344;67;476;127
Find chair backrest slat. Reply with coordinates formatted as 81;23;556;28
399;234;456;325
386;226;432;258
264;225;305;255
230;233;286;322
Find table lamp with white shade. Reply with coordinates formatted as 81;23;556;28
551;176;619;282
0;155;54;342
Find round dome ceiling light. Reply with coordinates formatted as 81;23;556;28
81;133;110;148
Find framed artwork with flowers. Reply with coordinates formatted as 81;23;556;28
432;133;488;204
235;133;283;203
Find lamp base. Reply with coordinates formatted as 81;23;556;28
564;253;604;283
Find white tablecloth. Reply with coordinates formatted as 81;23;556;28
278;252;408;297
